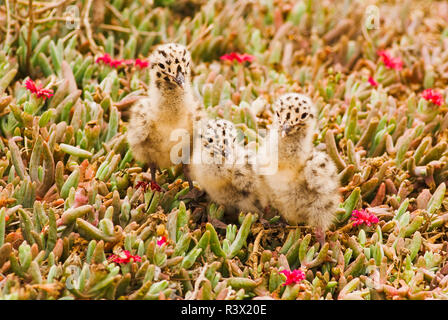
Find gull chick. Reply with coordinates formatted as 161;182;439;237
259;93;340;244
127;43;202;191
190;119;263;221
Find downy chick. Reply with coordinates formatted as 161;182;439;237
190;119;263;221
259;93;340;244
127;43;202;191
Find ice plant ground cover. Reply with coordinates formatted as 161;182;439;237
0;0;447;300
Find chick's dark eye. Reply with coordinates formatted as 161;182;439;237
158;63;165;69
301;113;308;119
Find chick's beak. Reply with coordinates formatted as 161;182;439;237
174;72;185;87
281;124;291;138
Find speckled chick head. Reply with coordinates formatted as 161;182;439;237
199;119;239;164
273;93;317;137
149;43;192;90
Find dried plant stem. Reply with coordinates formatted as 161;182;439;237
250;229;264;278
188;263;208;300
61;28;79;43
98;24;159;37
4;0;12;50
35;0;71;14
104;1;124;23
82;0;99;54
335;222;354;234
186;24;213;50
16;0;50;6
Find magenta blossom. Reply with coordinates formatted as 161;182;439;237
95;53;113;65
109;250;141;264
422;89;443;106
157;236;167;247
368;76;378;87
220;52;255;63
96;54;149;69
24;79;54;100
377;50;403;70
351;209;379;227
135;58;150;69
279;269;306;286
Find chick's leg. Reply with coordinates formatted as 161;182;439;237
181;163;204;200
149;163;162;192
182;163;194;190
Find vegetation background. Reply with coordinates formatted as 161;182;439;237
0;0;447;299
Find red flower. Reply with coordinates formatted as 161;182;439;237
109;59;125;68
96;54;150;69
109;250;141;264
377;50;403;70
150;181;162;192
122;59;135;65
368;76;378;87
95;53;113;65
135;181;149;192
135;58;150;69
351;209;379;227
24;79;54;100
96;54;124;68
422;89;443;106
220;52;255;64
157;236;167;247
280;269;305;286
135;181;161;192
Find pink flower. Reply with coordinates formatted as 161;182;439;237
73;188;88;208
122;59;134;65
351;209;379;227
377;50;403;70
109;250;141;264
237;53;255;63
96;54;126;68
422;89;443;106
135;58;150;69
24;79;54;100
279;269;305;286
95;53;113;65
368;76;378;87
220;52;255;64
109;59;125;68
157;236;167;247
96;54;150;69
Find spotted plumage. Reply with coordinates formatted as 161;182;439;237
127;43;203;189
150;43;192;90
258;93;340;244
190;119;263;220
274;93;316;138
